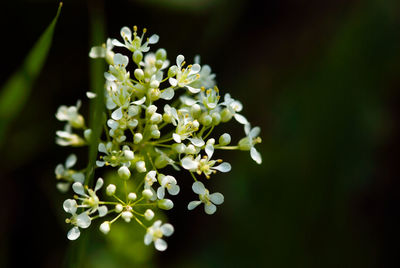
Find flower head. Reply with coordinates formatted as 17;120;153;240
188;181;224;215
144;220;174;251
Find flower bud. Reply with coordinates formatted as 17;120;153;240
219;133;231;146
220;108;233;122
84;129;92;141
185;144;196;155
168;66;177;77
122;211;133;222
146;105;157;116
115;204;123;213
212;112;221;125
128;105;139;117
172;143;186;154
71;115;85;129
99;221;110;234
200;114;212;126
151;129;161;139
238;137;252;151
158;199;174;210
136;161;147;173
149;88;161;101
134;133;143;144
207;138;215;145
124;150;134;160
128;192;137;201
150;113;162;124
118;166;131;180
150;79;160;89
144;209;155;221
191;104;201;118
155;48;167;61
106;184;116;196
155;59;164;69
142;189;153;199
134;68;144;80
133;50;143;65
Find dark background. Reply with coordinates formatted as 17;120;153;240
1;0;400;267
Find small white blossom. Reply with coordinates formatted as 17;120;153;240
72;178;108;217
188;181;224;215
112;26;159;53
55;154;85;192
157;175;180;199
56;100;85;129
63;199;92;240
169;55;201;93
238;124;262;164
144;220;174;251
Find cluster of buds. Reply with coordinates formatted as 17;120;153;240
55;26;262;251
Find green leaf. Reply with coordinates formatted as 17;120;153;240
0;2;63;145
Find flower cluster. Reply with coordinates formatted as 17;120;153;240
55;26;262;251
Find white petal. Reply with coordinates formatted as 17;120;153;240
190;63;201;74
120;26;132;41
244;124;251;135
180;96;197;106
148;34;159;44
106;97;117;110
188;200;202;210
98;205;108;217
76;212;91;228
160;88;174;100
67;227;81;240
234;113;249;125
173;133;181;143
56;182;70;193
72;182;86;196
188;137;205;147
144;233;152;245
213;162;231;173
111;107;123;121
89;46;106;58
65;154;77;168
161;223;174;236
210;192;224;205
157;187;165;200
169;77;178;87
192;181;206;195
86;91;97;99
71;173;85;183
111;39;125;47
132;96;146;105
104;72;117;81
113;53;129;67
250;147;262;164
96;161;105;167
249;126;261;139
95;178;104;191
204;203;217;215
55;164;64;176
168;185;180;196
185;85;201;94
181;157;198;170
155;239;167;251
205;144;214;159
107;119;119;130
176;54;185;67
63;199;77;214
98;143;107;153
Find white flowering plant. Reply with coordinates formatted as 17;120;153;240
55;26;262;251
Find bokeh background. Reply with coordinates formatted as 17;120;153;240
1;0;400;267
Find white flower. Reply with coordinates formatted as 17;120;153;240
172;112;200;143
56;100;85;128
72;178;108;217
112;26;159;53
181;143;231;178
238;124;262;164
188;181;224;215
221;93;248;125
89;38;115;64
144;220;174;251
63;199;92;240
96;143;133;167
55;154;85;192
189;55;216;88
168;55;201;93
56;125;85;147
157;175;180;199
